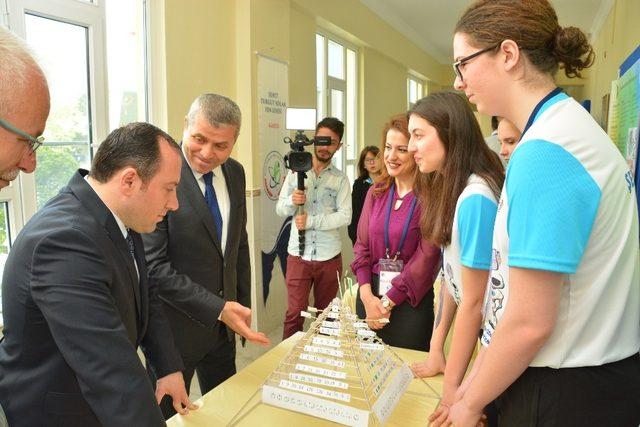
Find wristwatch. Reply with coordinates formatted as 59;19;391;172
381;295;394;312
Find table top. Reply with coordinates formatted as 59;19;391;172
167;333;443;426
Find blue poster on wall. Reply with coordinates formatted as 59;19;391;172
617;45;640;220
636;115;640;217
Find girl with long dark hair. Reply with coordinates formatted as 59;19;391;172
407;92;504;425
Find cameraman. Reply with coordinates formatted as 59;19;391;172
276;117;352;339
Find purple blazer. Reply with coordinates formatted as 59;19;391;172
350;184;440;307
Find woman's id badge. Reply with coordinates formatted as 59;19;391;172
378;258;403;296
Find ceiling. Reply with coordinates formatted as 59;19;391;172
359;0;615;64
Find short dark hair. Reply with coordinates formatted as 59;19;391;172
316;117;344;141
90;122;181;183
186;93;242;139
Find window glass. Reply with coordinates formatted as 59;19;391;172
25;14;92;209
330;89;344;122
328;39;344;79
316;34;325;121
0;202;11;323
346;49;357;161
106;0;148;130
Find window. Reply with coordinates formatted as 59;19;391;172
327;40;344;79
0;203;11;260
0;202;11;322
0;171;24;311
3;0;150;211
408;76;424;109
0;2;7;26
105;0;149;131
316;34;325;123
2;0;149;214
316;33;358;185
0;0;149;324
26;14;94;208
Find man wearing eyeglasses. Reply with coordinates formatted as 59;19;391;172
0;27;49;189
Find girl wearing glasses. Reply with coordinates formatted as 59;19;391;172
348;146;382;245
407;92;504;426
351;114;440;350
447;1;640;426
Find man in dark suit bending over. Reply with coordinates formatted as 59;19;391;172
143;93;269;418
0;123;196;426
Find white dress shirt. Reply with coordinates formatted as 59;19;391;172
187;163;231;255
85;175;139;278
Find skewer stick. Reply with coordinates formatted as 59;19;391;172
362;318;390;324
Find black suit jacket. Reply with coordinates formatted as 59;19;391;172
0;170;183;427
142;155;250;355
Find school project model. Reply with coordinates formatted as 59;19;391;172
229;298;441;426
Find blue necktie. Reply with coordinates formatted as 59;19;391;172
203;171;223;243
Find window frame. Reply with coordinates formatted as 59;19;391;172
0;0;150;324
316;30;359;185
6;0;108;223
407;74;424;109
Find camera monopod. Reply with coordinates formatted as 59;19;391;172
283;108;332;256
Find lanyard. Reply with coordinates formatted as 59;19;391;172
521;87;562;139
384;182;417;260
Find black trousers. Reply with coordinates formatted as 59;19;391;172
356;274;434;351
496;353;640;427
147;323;236;419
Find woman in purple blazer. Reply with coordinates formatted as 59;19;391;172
351;114;440;351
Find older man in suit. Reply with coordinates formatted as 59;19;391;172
143;93;269;418
0;123;195;426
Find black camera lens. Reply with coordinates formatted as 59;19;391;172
314;135;332;146
288;151;313;172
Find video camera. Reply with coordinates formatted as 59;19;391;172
283;108;332;173
282;108;332;256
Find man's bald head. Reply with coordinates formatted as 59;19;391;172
0;27;49;116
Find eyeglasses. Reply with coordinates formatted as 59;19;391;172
0;118;45;153
364;157;378;164
452;42;501;81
